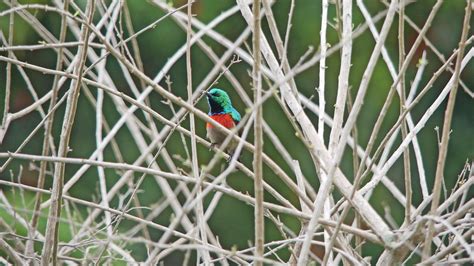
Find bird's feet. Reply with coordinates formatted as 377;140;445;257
209;143;216;151
226;152;241;163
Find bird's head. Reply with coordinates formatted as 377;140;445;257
206;88;233;114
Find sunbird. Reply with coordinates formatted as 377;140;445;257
205;88;242;158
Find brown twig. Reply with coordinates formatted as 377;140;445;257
41;1;95;264
26;0;70;260
252;0;264;264
422;0;471;260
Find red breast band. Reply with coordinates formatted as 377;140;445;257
206;114;235;129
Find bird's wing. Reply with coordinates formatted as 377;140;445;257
230;108;241;124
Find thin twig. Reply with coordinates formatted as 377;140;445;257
25;0;70;260
422;0;471;260
252;0;264;264
1;0;15;138
41;1;95;264
398;0;412;225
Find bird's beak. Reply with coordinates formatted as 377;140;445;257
205;92;212;97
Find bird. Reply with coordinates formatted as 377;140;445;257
205;88;241;159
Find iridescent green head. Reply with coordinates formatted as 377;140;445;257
206;88;232;111
206;88;241;122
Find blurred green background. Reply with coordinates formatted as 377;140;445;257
0;0;473;263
